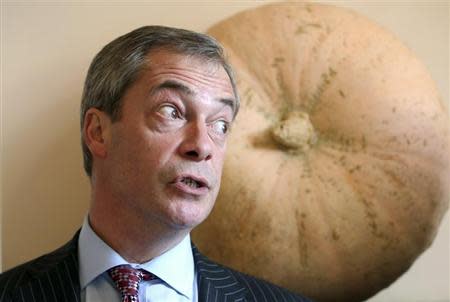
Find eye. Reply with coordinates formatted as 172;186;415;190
212;120;229;135
158;104;180;120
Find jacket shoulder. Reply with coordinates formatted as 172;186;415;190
0;232;79;301
226;266;313;302
192;244;313;302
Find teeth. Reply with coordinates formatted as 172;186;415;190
182;177;200;188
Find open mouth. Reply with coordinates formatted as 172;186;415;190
171;174;209;196
181;177;204;188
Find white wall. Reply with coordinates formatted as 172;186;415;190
2;1;448;301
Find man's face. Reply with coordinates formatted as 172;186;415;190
102;49;235;231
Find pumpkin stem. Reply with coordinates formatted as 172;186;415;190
271;111;317;151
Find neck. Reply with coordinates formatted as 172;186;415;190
88;194;189;264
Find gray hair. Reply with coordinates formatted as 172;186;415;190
80;25;240;176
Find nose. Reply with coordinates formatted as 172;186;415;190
178;120;213;161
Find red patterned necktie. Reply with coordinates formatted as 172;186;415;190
108;264;155;302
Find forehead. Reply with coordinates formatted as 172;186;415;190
143;49;234;96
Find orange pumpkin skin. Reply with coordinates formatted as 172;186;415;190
192;3;450;302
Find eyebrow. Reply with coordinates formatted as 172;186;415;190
150;80;236;115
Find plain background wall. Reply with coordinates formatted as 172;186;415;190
1;1;449;301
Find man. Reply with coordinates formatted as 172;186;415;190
0;26;312;302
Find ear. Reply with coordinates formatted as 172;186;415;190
82;108;112;159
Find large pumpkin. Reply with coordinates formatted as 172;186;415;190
192;3;450;302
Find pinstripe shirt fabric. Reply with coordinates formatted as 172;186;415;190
0;231;313;302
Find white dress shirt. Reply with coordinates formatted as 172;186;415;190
78;217;198;302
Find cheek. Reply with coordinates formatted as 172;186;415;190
214;145;227;170
124;128;176;160
148;135;181;163
109;132;157;175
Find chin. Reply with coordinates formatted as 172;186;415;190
166;199;215;230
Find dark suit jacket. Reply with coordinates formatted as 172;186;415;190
0;232;312;302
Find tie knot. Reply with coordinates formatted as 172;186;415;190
108;265;154;302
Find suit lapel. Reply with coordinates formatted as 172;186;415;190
193;245;247;302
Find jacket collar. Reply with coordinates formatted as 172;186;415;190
192;244;248;302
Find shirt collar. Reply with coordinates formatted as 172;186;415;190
78;216;195;299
